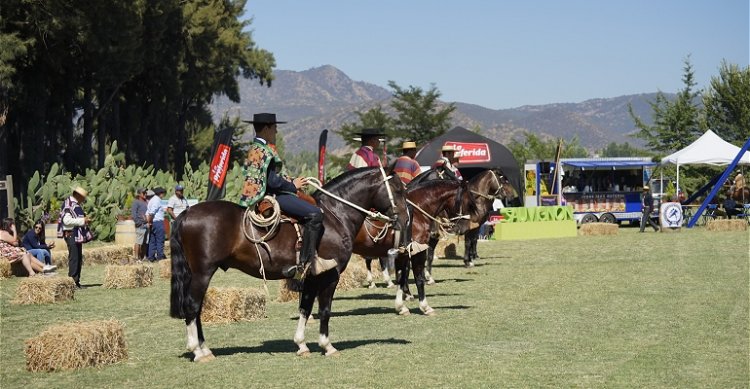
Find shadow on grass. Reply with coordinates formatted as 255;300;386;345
335;293;393;301
193;337;411;358
332;306;395;317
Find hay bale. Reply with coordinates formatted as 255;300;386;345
103;264;153;289
0;259;11;278
201;287;266;323
579;222;619;236
277;279;302;303
159;259;171;279
12;276;76;305
434;235;461;258
706;219;748;232
86;245;132;265
338;256;368;291
25;320;127;372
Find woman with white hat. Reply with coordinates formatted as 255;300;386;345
61;186;93;288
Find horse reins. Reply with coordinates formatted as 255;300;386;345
470;170;506;200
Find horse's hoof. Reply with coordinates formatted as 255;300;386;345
297;350;311;357
423;309;436;316
325;350;341;357
196;353;215;363
398;308;411;316
426;278;436;285
368;283;376;289
386;282;396;288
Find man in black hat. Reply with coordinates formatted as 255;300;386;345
240;113;336;279
639;185;659;232
347;128;384;170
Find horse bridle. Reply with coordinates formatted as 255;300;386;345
470;170;507;201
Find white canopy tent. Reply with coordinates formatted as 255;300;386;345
661;130;750;192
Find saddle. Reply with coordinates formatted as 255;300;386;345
249;190;319;250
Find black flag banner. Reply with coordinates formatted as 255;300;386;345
318;129;328;184
206;126;234;201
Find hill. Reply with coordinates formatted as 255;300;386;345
210;65;663;155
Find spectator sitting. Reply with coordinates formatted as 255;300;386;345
1;218;48;276
22;221;57;271
723;195;740;219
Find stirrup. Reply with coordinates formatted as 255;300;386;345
310;257;337;276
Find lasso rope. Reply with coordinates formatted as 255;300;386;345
305;177;394;222
240;197;282;297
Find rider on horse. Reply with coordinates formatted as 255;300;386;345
239;113;336;279
432;144;463;180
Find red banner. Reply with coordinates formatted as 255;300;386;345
444;141;491;163
209;144;231;188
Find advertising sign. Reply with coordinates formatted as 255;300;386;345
444;142;491;163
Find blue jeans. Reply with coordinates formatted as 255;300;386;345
28;248;51;265
148;221;166;260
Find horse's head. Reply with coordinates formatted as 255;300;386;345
318;167;410;238
447;180;478;235
471;169;516;203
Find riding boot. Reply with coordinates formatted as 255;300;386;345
283;212;336;279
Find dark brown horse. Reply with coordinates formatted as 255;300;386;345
731;187;750;203
352;179;477;315
422;169;516;283
170;167;409;360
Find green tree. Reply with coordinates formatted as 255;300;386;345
508;132;589;171
336;106;394;149
629;57;705;153
388;81;456;147
598;142;651;157
703;61;750;145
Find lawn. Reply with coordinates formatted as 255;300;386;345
1;226;748;388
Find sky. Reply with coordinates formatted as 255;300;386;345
244;0;749;110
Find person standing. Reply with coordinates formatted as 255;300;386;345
166;184;189;222
146;187;167;261
60;187;93;288
639;185;660;232
239;113;336;279
22;221;56;271
392;141;422;185
347;128;384;170
130;188;148;260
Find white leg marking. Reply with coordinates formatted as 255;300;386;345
319;334;338;356
396;289;409;315
419;299;435;316
294;314;310;356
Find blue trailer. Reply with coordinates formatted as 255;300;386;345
524;158;657;225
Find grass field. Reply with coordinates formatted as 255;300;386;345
1;226;748;388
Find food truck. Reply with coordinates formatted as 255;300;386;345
524;157;657;224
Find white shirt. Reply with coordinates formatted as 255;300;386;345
147;196;165;222
167;195;189;218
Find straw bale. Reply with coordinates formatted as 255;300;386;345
579;223;619;236
277;279;302;303
0;259;11;278
338;256;368;291
25;320;127;372
86;245;132;265
12;276;76;305
159;259;171;279
103;264;153;289
706;219;748;232
201;287;266;323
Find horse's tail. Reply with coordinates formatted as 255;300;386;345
170;211;195;319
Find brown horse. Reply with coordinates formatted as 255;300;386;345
423;169;516;282
170;167;409;360
352;179;477;315
731;187;750;203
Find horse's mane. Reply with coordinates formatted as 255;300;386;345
409;178;478;215
408;178;460;192
313;167;379;200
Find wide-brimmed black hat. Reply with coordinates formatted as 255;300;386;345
242;113;287;125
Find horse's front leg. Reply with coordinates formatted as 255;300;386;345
380;255;395;288
394;254;411;315
364;257;376;288
294;279;317;357
412;252;435;316
425;235;438;284
316;269;340;356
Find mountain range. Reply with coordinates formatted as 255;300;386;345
210;65;662;155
